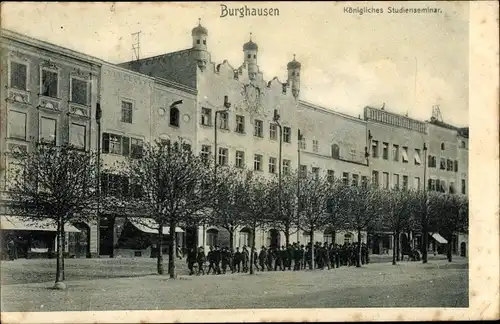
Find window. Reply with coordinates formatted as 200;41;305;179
441;142;445;150
71;78;89;105
254;120;263;137
283;159;290;175
312;167;320;180
268;157;277;174
428;155;437;168
201;108;212;126
299;137;306;150
449;182;456;194
41;69;58;98
454;160;458;172
446;159;453;171
414;149;421;165
299;165;307;178
352;174;359;187
254;154;263;171
206;229;219;247
70;123;86;150
393;174;400;189
170;107;180;127
461;179;466;194
131;138;144;159
371;140;379;158
414;177;420;190
218;111;229;130
269;123;277;140
10;61;27;90
460;141;466;149
196;39;200;44
236;151;245;168
40;117;56;144
401;147;409;163
312;140;319;153
236;115;245;133
8;111;27;140
342;172;349;185
392;144;399;161
218;148;228;166
122;137;130;156
439;180;446;193
201;145;212;163
382;142;389;160
283;127;291;143
327;170;335;184
203;40;206;45
440;158;446;170
428;179;436;191
372;171;379;187
331;144;340;159
402;175;408;190
247;54;251;59
383;172;389;189
121;101;133;123
361;176;368;188
239;230;251;247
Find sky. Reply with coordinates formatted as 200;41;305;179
2;2;470;127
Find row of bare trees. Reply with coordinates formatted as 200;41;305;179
7;140;468;287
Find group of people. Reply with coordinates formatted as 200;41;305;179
185;241;370;275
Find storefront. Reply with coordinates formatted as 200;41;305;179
0;216;82;259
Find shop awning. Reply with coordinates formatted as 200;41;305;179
0;216;81;233
129;218;184;235
430;232;447;244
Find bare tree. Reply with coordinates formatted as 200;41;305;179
8;143;98;289
210;166;248;250
381;189;418;265
344;184;384;267
269;171;300;246
120;140;215;278
239;173;274;274
428;192;468;262
325;178;350;243
297;172;331;269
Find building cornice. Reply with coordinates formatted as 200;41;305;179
154;77;197;96
299;100;366;125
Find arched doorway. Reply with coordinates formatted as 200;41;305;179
239;227;252;247
267;229;280;248
344;233;353;244
460;242;466;257
206;228;219;247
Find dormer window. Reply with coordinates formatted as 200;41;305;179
203;40;206;45
247;54;251;59
253;55;256;59
197;39;200;44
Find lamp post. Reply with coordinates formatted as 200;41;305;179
297;129;303;242
273;109;283;244
210;96;231;248
422;142;428;263
95;102;102;258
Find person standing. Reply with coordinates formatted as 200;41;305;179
196;246;206;275
266;247;274;271
242;246;249;273
258;246;267;271
233;247;242;273
252;246;259;271
207;246;216;274
221;247;230;274
186;247;197;275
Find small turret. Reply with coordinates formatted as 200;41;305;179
243;33;258;80
191;18;209;71
287;54;301;98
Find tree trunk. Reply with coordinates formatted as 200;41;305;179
229;230;234;251
392;232;397;265
447;233;453;262
310;229;315;270
62;222;66;281
168;221;176;279
396;231;400;262
157;225;164;274
249;228;256;274
422;204;428;264
284;223;290;246
356;229;362;267
55;217;63;283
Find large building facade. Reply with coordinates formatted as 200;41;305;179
0;22;469;259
